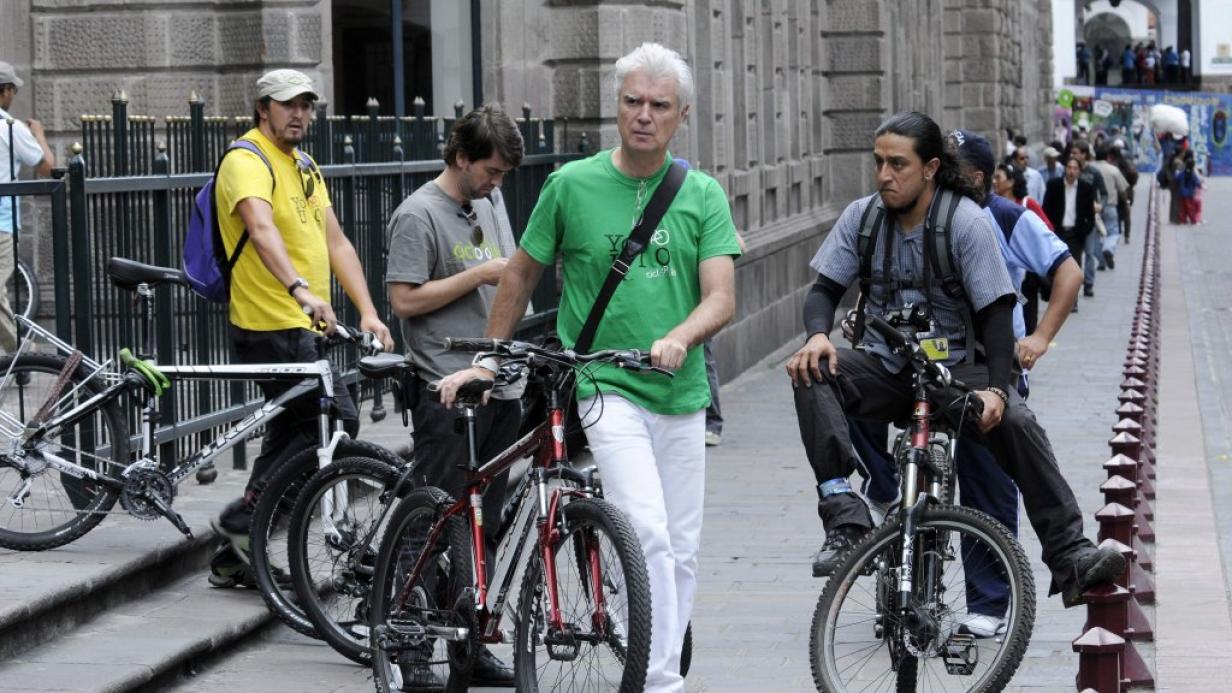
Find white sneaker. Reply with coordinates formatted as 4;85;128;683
704;431;721;447
957;613;1007;638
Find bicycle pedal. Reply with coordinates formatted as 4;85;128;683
942;633;978;675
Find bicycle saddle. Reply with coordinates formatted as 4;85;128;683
427;377;494;407
358;352;413;379
107;257;187;290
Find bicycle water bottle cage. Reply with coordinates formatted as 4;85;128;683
119;348;171;396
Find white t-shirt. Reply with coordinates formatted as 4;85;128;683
0;107;46;234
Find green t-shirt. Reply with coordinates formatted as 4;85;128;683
520;150;741;414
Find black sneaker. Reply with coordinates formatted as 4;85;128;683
1062;546;1127;607
1083;286;1095;298
812;525;867;577
471;646;514;687
1103;250;1116;269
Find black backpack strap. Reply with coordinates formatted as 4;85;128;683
574;161;687;354
923;188;976;364
852;198;885;344
219;140;277;273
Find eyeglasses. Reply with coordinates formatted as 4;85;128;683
459;203;484;247
297;158;316;200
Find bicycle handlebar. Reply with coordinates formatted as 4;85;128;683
323;324;384;357
443;337;674;378
864;315;964;391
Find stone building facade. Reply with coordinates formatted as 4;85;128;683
2;0;1054;379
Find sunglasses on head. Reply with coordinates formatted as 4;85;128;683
459;203;484;247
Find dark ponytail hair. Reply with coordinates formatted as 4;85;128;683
874;111;984;205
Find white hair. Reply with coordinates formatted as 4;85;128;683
612;42;694;109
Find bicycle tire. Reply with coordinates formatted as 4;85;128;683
810;506;1035;693
249;437;405;639
287;455;400;665
513;497;651;693
0;353;127;550
370;486;475;693
8;259;40;324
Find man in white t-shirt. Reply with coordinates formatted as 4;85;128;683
0;62;54;352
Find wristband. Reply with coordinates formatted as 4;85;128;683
986;386;1010;408
472;355;500;375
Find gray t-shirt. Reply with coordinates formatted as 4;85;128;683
809;192;1015;372
385;181;523;399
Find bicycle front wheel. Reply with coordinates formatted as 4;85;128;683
370;487;475;693
514;496;651;693
287;455;399;665
0;353;126;550
810;506;1035;693
250;438;405;638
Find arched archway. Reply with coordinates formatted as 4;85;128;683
1085;12;1133;64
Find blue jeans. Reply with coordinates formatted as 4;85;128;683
1083;226;1103;288
1101;205;1120;256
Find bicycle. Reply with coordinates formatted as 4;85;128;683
809;312;1036;693
0;257;387;557
367;337;666;693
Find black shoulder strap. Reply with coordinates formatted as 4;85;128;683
574;162;687;354
852;198;885;344
923;188;976;364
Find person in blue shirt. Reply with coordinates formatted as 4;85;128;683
841;129;1083;637
1163;46;1180;84
1122;45;1137;86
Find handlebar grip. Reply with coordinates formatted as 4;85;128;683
864;314;910;350
444;337;498;353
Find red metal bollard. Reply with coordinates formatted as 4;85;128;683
1098;537;1154;604
1083;582;1153;641
1115;401;1144;423
1072;627;1125;692
1096;503;1135;546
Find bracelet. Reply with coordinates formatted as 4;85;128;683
472;355;500;374
986;386;1010;407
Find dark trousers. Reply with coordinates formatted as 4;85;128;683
1060;229;1087;288
1119;199;1132;241
794;347;1092;593
220;326;359;531
410;377;521;556
1020;273;1041;336
848;419;1019;617
704;340;724;435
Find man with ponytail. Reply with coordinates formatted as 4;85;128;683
786;111;1123;609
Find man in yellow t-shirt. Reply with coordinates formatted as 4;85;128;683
209;69;393;584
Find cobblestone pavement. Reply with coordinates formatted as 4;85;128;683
174;180;1215;691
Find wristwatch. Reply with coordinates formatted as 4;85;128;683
287;277;310;296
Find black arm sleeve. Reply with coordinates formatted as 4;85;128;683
975;295;1016;391
802;274;846;338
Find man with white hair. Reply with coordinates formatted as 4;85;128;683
439;42;741;692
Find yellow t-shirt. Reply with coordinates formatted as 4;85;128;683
214;128;331;330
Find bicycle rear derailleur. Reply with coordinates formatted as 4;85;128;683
120;464;193;538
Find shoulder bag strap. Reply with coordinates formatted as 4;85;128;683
222;140;276;271
852;199;885;345
574;161;687;354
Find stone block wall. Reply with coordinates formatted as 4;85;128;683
25;0;331;134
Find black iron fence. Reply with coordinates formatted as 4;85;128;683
3;93;585;470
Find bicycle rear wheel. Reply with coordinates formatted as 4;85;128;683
287;455;399;664
370;487;475;693
249;438;405;638
810;506;1035;693
0;353;126;550
513;496;651;693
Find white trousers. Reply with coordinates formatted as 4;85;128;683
578;394;705;693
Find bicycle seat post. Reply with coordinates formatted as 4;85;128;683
136;282;155;361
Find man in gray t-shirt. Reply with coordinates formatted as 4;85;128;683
787;111;1124;611
384;105;524;688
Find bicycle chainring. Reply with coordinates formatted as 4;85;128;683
120;467;175;520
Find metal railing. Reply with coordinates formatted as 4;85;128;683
4;93;586;471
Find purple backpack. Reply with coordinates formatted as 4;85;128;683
183;140;275;302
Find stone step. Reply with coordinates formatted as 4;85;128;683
0;466;248;663
0;569;275;693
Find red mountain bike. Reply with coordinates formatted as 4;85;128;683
369;338;668;692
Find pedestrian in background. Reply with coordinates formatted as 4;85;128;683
0;62;54;354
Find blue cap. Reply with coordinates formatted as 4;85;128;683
949;129;995;180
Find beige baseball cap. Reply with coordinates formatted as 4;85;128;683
0;62;24;88
255;69;318;102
